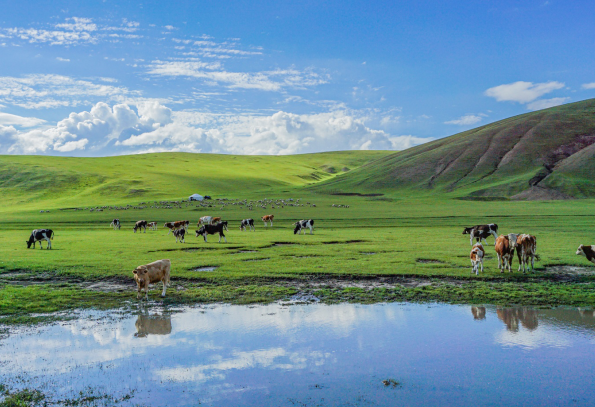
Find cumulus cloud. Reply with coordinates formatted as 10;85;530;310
582;83;595;90
485;81;565;103
526;97;570;111
445;114;483;126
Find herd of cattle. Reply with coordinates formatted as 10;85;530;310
24;217;595;300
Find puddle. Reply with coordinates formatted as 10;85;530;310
416;258;445;264
322;240;366;245
85;281;134;292
1;304;595;406
192;266;218;272
361;252;377;255
546;265;595;275
231;250;258;254
242;258;271;262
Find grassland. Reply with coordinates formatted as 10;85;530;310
1;151;595;324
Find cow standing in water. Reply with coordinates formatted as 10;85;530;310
26;229;54;249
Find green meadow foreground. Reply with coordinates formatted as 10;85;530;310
1;150;595;324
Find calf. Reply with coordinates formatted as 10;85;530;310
463;224;499;245
576;244;595;265
262;214;274;227
494;233;519;273
110;219;121;230
132;259;171;300
294;219;314;235
26;229;54;249
196;221;228;243
148;222;158;231
173;228;186;243
469;243;484;275
516;234;537;273
134;220;148;233
240;218;255;232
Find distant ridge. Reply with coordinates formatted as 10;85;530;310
317;99;595;200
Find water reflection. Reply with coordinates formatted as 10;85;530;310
1;303;595;407
134;313;172;338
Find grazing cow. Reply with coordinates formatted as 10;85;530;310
164;221;185;235
110;219;121;230
133;220;148;233
173;228;186;243
240;218;255;232
294;219;314;235
463;224;499;245
132;259;171;300
196;221;228;243
26;229;54;249
494;233;519;273
211;217;221;225
576;244;595;265
516;234;537;273
469;243;485;275
262;214;274;227
148;222;157;231
198;216;213;227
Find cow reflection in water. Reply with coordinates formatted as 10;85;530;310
471;306;486;320
134;314;172;338
497;308;539;332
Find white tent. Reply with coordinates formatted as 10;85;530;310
189;194;204;201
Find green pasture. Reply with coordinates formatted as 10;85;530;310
1;152;595;322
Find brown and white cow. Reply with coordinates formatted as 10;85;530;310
133;220;148;233
198;216;212;227
470;243;485;275
262;214;274;227
495;233;518;273
576;244;595;264
211;217;221;225
148;222;157;231
516;234;537;273
164;221;185;235
132;259;171;300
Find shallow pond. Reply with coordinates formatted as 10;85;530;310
1;303;595;406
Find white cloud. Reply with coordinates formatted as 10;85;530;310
0;112;45;127
445;114;483;126
55;17;97;32
485;81;565;103
582;83;595;90
56;57;70;62
4;26;97;46
526;97;570;111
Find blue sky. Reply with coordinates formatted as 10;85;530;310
1;0;594;156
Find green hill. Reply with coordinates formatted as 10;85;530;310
0;151;390;209
316;99;595;200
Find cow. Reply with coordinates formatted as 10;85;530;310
469;243;484;275
26;229;54;249
495;233;519;273
294;219;314;235
164;221;185;235
516;234;537;273
148;222;158;231
576;244;595;265
240;218;255;232
196;221;228;243
173;228;186;243
110;219;121;230
211;217;221;225
463;224;499;245
262;214;274;227
132;259;171;300
133;220;148;233
198;216;213;228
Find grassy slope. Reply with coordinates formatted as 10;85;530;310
0;151;390;210
314;99;595;198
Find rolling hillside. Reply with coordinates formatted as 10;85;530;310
0;151;391;209
317;99;595;199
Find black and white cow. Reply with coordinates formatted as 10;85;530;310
294;219;314;235
110;219;121;230
196;221;228;243
134;220;148;233
26;229;54;249
173;228;186;243
240;218;255;232
576;244;595;264
462;223;498;245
